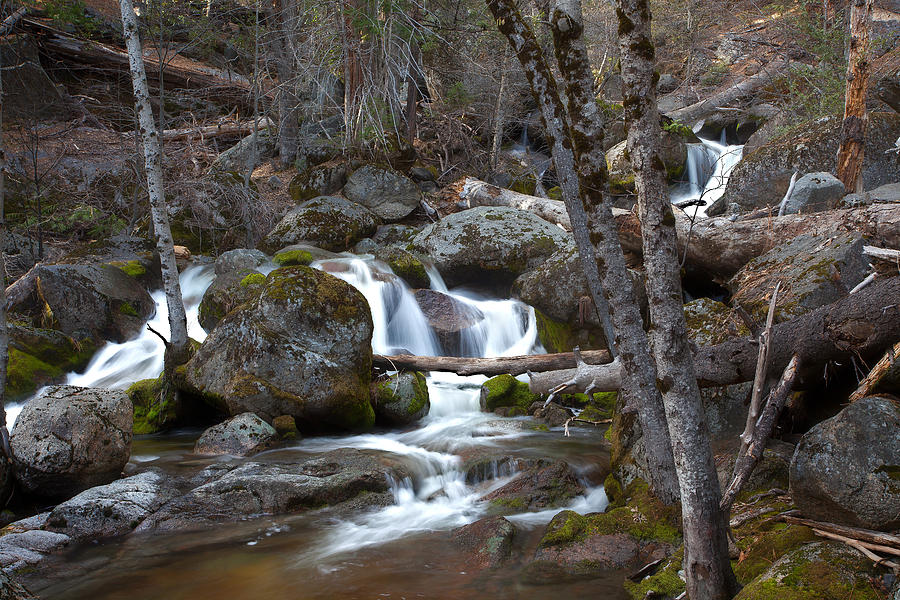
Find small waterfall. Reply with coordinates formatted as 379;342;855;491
672;134;744;218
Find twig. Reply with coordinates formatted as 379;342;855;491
0;6;26;36
146;324;170;347
729;506;780;529
849;271;877;294
811;529;900;571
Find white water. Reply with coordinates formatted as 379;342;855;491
671;130;744;218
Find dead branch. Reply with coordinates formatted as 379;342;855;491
849;340;900;402
372;349;612;376
780;512;900;549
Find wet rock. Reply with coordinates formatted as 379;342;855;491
711;112;900;215
414;289;484;355
480;374;539;414
45;471;174;540
186;267;375;431
10;386;132;499
214;248;268;277
605;126;699;192
728;232;868;322
531;402;573;427
0;530;70;571
790;396;900;530
0;571;36;599
374;247;430;289
273;415;299;439
734;542;879;600
343;165;421;221
451;516;516;570
194;413;277;456
410;206;572;289
481;459;584;513
259;196;379;254
288;160;348;202
198;268;266;332
780;172;845;215
272;244;336;267
137;448;409;532
8;263;155;344
6;324;97;400
373;371;430;427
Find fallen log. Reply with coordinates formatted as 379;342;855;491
529;277;900;394
372;349;612;376
456;178;900;279
134;118;275;143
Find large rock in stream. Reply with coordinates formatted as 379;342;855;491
342;164;421;221
259;196;379;254
10;386;133;499
413;289;485;355
185;266;376;431
409;206;572;288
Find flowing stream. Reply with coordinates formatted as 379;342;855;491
671;131;744;218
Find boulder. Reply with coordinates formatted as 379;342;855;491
374;247;430;289
9;264;155;344
372;223;420;247
10;386;132;498
480;459;584;513
790;396;900;530
136;448;409;532
780;172;845;215
185;267;375;431
6;324;97;400
214;248;268;277
343;165;421;221
410;206;572;288
272;244;337;267
0;529;69;575
480;374;540;414
711;112;900;215
212;130;275;172
728;232;868;322
61;234;161;291
531;402;573;427
372;371;430;427
451;516;516;570
734;542;879;600
413;289;485;355
194;413;277;456
45;471;174;540
288;160;348;202
198;268;266;332
605;125;700;192
259;196;379;254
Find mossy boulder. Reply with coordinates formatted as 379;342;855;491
480;374;540;413
259;196;379;254
288;159;347;203
711;112;900;216
734;542;882;600
451;516;516;571
728;232;868;323
127;375;177;435
372;371;430;426
8;263;155;345
374;247;430;289
272;248;314;267
197;268;267;332
410;206;572;289
790;396;900;530
343;164;421;221
6;325;96;400
480;459;584;514
214;248;268;276
605;126;699;193
185;266;375;432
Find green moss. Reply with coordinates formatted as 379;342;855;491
734;524;817;584
380;250;429;289
119;301;139;317
481;374;540;412
112;260;147;279
6;348;63;399
625;547;685;599
530;423;550;432
546;186;562;200
128;375;176;435
490;497;527;511
534;309;576;353
272;249;314;267
240;273;267;287
577;405;608;422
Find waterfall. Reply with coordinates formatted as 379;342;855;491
672;134;744;218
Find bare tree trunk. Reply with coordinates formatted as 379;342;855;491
272;0;301;167
487;0;680;504
836;0;874;194
490;47;511;170
119;0;189;367
0;22;12;462
616;0;738;595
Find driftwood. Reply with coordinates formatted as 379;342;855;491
781;512;900;550
4;265;38;311
529;277;900;394
665;59;795;125
455;178;900;279
373;349;612;376
137;118;274;142
21;17;256;109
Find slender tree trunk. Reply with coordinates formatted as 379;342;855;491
486;0;680;504
0;24;11;459
272;0;300;166
119;0;189;367
615;0;738;595
490;47;510;170
836;0;874;193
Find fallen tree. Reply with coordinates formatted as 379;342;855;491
529;276;900;394
373;349;612;376
137;118;274;143
455;177;900;279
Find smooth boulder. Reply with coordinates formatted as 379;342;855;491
790;396;900;530
10;386;132;498
259;196;378;254
410;206;572;288
414;289;485;355
343;165;420;221
780;172;845;215
186;266;375;431
194;413;277;456
372;371;430;426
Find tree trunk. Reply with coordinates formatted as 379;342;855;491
487;0;680;504
616;0;738;594
0;21;15;504
836;0;874;193
490;47;511;170
373;349;612;376
119;0;189;367
271;0;301;167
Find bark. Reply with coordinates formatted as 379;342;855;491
490;48;511;170
457;179;900;280
665;58;794;125
529;276;900;393
617;0;737;594
373;349;612;377
119;0;189;365
271;0;301;166
836;0;874;193
487;0;679;503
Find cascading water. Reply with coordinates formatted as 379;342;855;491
671;129;744;218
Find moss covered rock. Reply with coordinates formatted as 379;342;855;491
185;266;375;432
481;459;584;514
6;325;96;400
343;164;421;221
480;374;540;413
259;196;379;254
373;371;430;426
288;160;347;203
127;375;177;435
374;247;430;289
605;125;698;193
197;268;267;332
